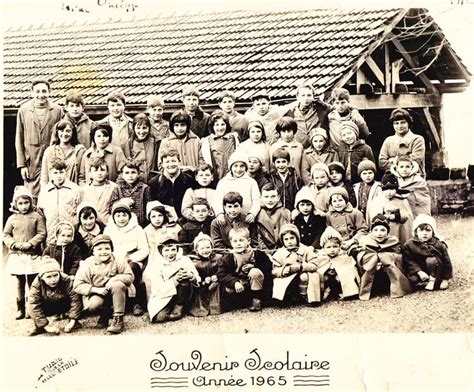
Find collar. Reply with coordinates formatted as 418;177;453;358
45;180;76;192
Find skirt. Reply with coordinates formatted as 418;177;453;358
6;253;41;275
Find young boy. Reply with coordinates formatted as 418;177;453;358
353;159;382;219
328;161;357;207
211;192;258;252
293;187;327;249
179;198;214;254
60;92;94;148
74;234;134;334
109;159;150;227
75;202;105;258
403;214;453;291
218;227;273;312
354;214;412;300
181;85;210;139
255;183;291;251
147;95;170;141
269;117;304;178
181;163;216;221
28;257;82;336
98;91;133;147
79;157;118;223
15;79;63;199
158;109;204;171
328;87;369;150
244;90;282;144
37;158;80;243
337;120;375;184
149;148;197;220
218;90;249;142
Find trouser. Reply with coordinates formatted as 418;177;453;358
87;281;127;316
15;274;37;302
129;261;145;306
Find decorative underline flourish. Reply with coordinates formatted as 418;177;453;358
293;374;330;387
150;376;189;389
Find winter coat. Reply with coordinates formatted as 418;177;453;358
201;132;239;180
144;222;182;259
337;141;375;184
188;106;211;139
236;140;271;173
159;131;204;170
353;181;383;220
98;114;133;148
245;105;283;144
293;212;327;249
41;144;86;186
256;204;291;250
79;180;118;224
74;220;106;259
121;135;160;181
268;168;304;211
214;173;261;217
328;107;370;150
42;243;82;276
269;139;304;178
109;178;150;227
228;111;249;142
210;213;258;251
79;144;126;185
179;218;212;254
251;170;272;191
181;187;216;221
355;234;412;300
332;181;358;209
326;203;368;242
301;147;339;185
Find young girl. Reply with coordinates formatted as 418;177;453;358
74;202;106;259
297;162;332;214
237;120;271;173
301;127;339;184
353;159;382;219
41;119;86;186
328;161;357;207
189;233;222;317
201;110;239;180
3;186;46;319
122;113;160;182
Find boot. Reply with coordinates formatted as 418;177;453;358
27;326;45;336
248;298;262;312
15;299;25;320
133;304;144;317
168;304;184;321
152;309;169;323
96;307;112;329
106;316;124;334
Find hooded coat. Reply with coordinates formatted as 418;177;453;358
326;203;368;242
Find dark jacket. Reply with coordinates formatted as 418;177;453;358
210;213;258;251
121;135;160;182
188;106;211;139
74;221;106;259
42;243;82;276
337;141;375;184
268;167;304;210
109;178;150;227
251;170;271;191
293;212;327;249
178;217;213;254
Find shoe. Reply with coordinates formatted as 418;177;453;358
27;326;45;336
248;298;262;312
64;319;81;333
106;316;124;334
168;304;184;321
425;277;435;291
152;309;169;323
15;299;25;320
439;280;449;290
96;310;111;329
133;304;144;317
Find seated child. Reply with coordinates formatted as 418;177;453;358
271;224;321;305
316;227;360;301
268;147;304;210
189;233;222;317
247;155;271;191
353;159;382;219
293;187;327;249
104;202;149;316
298;162;332;213
301;127;339;184
74;203;106;259
403;214;453;291
74;235;134;334
236;120;271;172
328;161;357;207
27;257;82;336
147;234;200;323
326;187;368;251
255;183;291;251
147;95;170;141
390;155;431;217
181;163;216;221
179;198;213;255
217;227;273;312
354;214;412;300
42;221;82;277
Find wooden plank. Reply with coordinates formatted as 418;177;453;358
365;55;385;86
385;43;391;93
356;68;369;94
391;58;403;93
350;93;441;110
423;107;441;148
444;44;472;82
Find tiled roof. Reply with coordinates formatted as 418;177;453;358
2;8;468;108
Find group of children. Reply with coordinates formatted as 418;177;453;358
4;80;453;335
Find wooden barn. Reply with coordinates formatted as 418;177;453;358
2;7;472;216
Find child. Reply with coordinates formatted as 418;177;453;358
403;214;453;291
147;95;170;141
390;155;431;217
353;159;382;219
149;148;197;220
75;202;106;258
297;162;332;213
337;120;375;184
316;227;360;300
247;156;271;191
355;214;412;300
109;159;150;227
326;187;368;251
328;87;369;150
268;148;304;210
214;152;261;221
42;221;82;277
201;110;239;180
79;123;126;184
189;233;222;317
218;227;273;312
37;158;80;243
179;198;213;254
122;113;159;181
41;119;86;186
15;79;63;199
301;127;339;184
328;161;357;207
104;202;149;316
181;163;216;221
27;257;82;336
60;91;94;148
147;234;200;323
293;187;327;249
218;90;249;142
79;157;118;223
255;183;291;251
158;109;204;171
181;85;211;139
74;235;134;334
270;117;304;178
367;172;414;246
3;186;46;319
271;224;320;305
236;120;271;172
244;90;282;144
211;192;258;251
98;91;133;147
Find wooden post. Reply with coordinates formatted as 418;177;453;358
385;43;391;93
391;58;403;93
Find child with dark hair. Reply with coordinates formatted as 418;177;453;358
181;85;211;138
3;186;46;319
218;90;249;142
181;163;216;221
353;159;382;219
327;161;357;207
75;202;106;258
98;90;133;147
61;91;94;148
147;95;170;141
179;198;213;254
244;90;282;144
236;120;271;172
247;156;271;191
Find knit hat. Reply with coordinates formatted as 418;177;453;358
381;172;399;190
10;185;33;213
111;201;132;218
278;223;301;244
146;201;178;223
294;187;315;208
370;214;390;232
193;233;214;250
76;202;98;221
319;226;343;248
310;162;330;180
228;151;248;170
247;120;265;133
309;127;328;142
328;186;349;203
340;120;360;138
91;234;113;250
413;214;437;236
357;159;376;176
38;256;61;276
328;161;346;175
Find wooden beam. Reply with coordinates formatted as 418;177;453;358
391;58;403;93
356;68;370;94
365;55;385;86
423;107;441;148
437;84;470;94
444;44;472;82
385;43;391;93
349;93;441;110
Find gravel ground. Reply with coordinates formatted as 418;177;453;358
2;215;473;336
